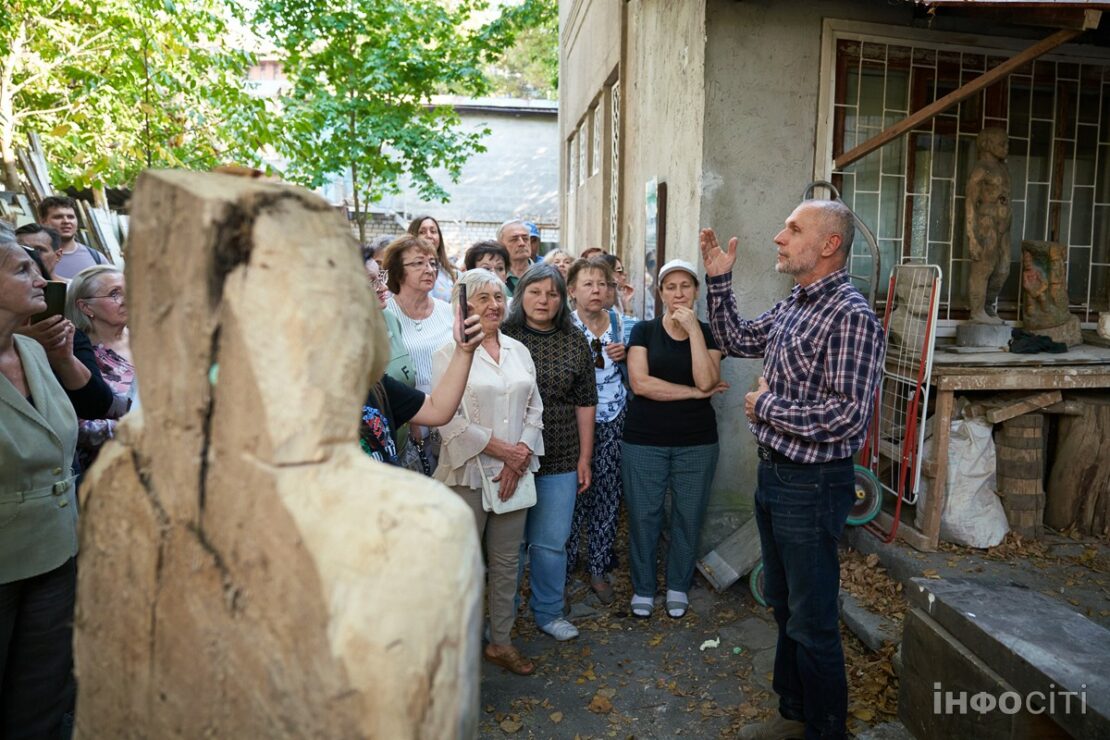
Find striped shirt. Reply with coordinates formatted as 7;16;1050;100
385;296;454;395
706;268;885;464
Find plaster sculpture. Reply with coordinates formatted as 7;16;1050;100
965;127;1012;325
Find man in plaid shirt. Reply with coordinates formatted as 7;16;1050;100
700;200;884;740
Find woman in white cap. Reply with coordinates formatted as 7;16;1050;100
621;258;727;619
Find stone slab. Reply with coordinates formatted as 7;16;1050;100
839;592;901;652
900;608;1069;740
905;578;1109;739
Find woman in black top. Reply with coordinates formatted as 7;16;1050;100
502;264;597;642
622;259;726;619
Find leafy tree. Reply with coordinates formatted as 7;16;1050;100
0;0;270;192
483;0;558;99
255;0;552;243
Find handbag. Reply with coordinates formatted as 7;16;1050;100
398;434;432;475
461;402;537;514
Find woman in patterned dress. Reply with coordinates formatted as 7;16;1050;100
66;265;136;471
565;257;628;604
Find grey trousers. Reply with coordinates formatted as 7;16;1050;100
452;486;528;645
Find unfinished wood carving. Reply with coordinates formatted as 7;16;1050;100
73;171;482;738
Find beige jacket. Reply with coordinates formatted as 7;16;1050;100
432;332;544;489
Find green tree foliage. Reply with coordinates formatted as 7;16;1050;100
483;0;557;99
0;0;270;191
255;0;553;242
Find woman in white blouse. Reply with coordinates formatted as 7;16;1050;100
432;269;543;677
382;235;455;469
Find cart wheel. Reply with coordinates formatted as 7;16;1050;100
847;465;882;526
749;561;767;607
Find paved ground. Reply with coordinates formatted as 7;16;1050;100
477;527;1109;738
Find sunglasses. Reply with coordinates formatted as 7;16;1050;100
590;337;605;369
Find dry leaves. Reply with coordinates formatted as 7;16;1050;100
844;631;899;734
587;687;617;714
840;550;907;622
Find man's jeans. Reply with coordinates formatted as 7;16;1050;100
521;471;578;627
754;458;855;740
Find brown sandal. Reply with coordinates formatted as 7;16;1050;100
483;645;536;676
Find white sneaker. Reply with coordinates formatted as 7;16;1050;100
538;617;579;641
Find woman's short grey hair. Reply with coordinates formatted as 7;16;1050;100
542;248;570;265
66;264;123;333
502;263;573;333
451;267;505;310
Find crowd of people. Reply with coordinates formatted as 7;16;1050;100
2;198;883;740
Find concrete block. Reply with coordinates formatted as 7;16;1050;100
905;578;1109;739
839;592;901;652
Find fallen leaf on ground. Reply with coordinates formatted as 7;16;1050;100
549;711;563;724
499;716;523;733
588;693;613;714
648;633;665;647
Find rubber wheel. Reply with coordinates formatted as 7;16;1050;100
749;561;767;607
847;465;882;526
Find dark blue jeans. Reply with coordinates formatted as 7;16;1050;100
754;458;855;740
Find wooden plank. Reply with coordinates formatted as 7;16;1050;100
921;390;955;552
873;509;936;552
984;390;1062;423
696;517;761;592
1042;400;1085;416
834;27;1081;170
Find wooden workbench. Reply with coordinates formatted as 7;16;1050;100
873;344;1110;551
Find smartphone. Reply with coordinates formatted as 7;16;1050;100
459;284;469;328
31;281;67;324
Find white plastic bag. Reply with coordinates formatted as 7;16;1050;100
918;417;1009;548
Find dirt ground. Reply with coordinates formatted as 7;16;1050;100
478;545;901;739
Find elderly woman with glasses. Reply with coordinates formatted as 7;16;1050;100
502;264;597;642
433;268;543;676
565;256;627;604
66;264;136;471
381;235;455;470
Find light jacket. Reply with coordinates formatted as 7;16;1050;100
0;335;79;584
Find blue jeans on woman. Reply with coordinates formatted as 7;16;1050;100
521;471;578;627
754;457;855;740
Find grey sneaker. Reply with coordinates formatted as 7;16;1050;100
538;617;579;641
736;715;806;740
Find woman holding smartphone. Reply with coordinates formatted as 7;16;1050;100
433;268;544;675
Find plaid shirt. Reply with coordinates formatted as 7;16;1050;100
706;268;885;464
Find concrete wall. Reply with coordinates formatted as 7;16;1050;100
559;0;622;253
325;104;560;232
621;0;708;281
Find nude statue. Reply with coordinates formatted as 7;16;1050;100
965;128;1012;324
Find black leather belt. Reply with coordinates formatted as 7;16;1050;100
757;445;796;464
757;445;851;466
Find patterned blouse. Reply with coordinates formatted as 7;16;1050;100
502;323;597;475
77;344;135;470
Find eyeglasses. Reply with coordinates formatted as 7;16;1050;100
88;289;125;304
590;337;605;369
402;259;439;272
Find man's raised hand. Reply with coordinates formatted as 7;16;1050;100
699;228;738;277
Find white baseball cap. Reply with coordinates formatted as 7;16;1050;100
657;258;700;287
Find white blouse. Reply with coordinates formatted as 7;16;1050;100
432;332;544;490
385;296;454;394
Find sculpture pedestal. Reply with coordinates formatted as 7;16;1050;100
1027;314;1082;347
956;322;1011;349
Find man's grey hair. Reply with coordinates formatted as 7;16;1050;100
808;199;855;256
496;219;527;243
0;220;16;249
451;267;505;310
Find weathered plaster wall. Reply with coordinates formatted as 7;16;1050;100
621;0;708;280
559;0;622;252
696;0;911;545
